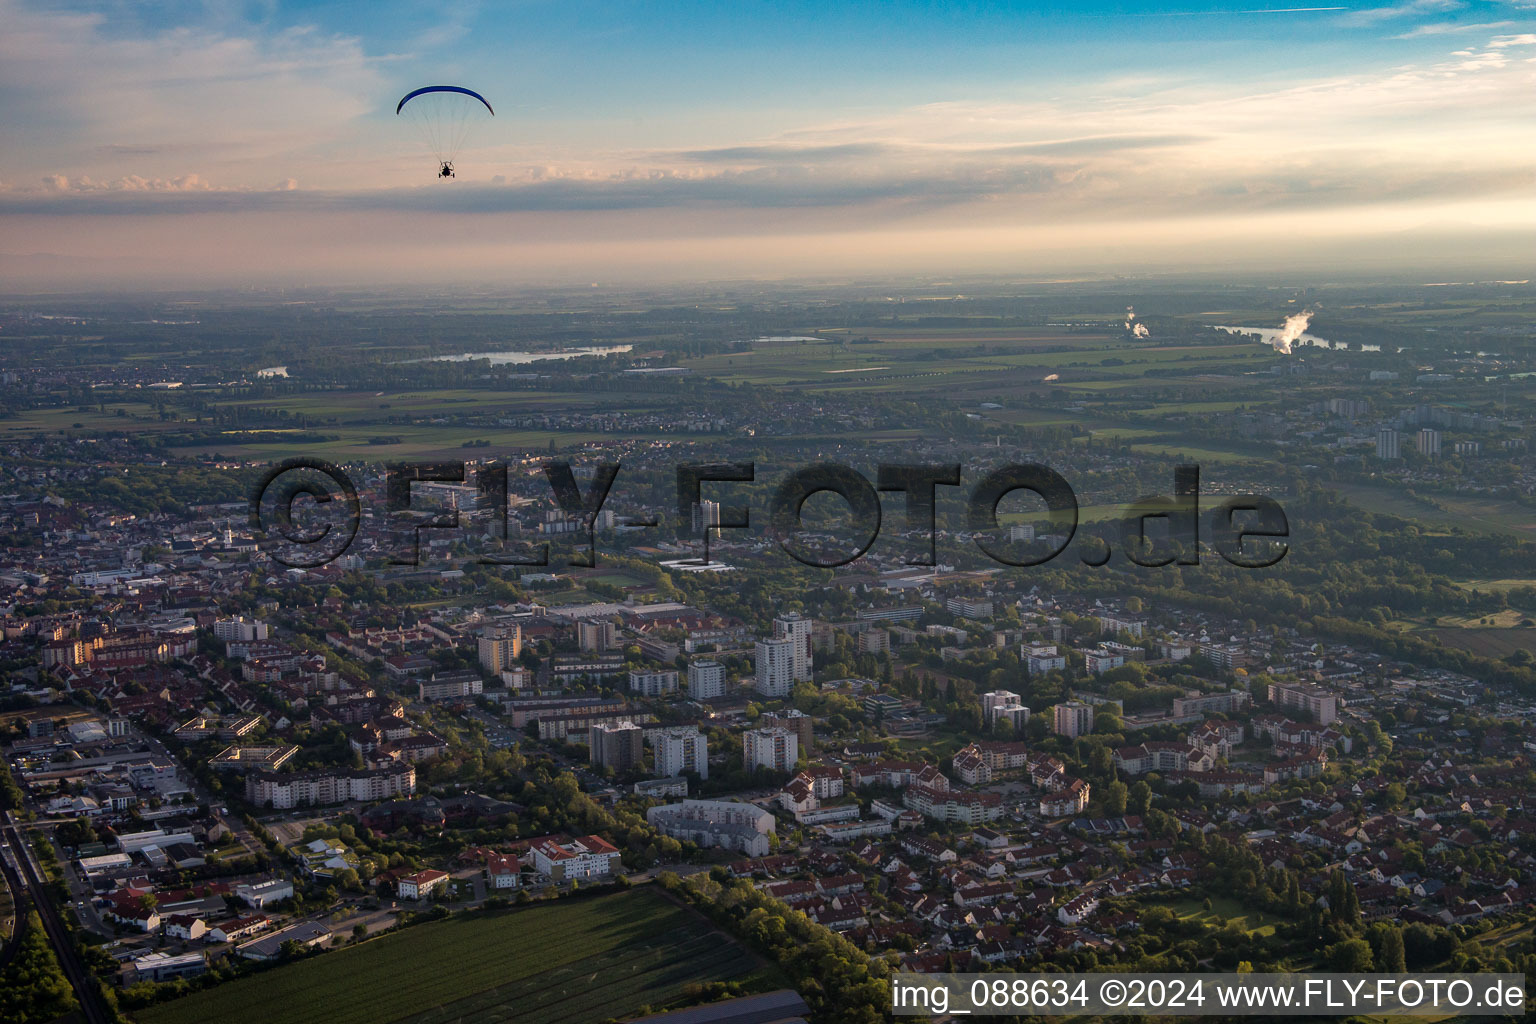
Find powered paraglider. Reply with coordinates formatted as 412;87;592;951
396;86;494;179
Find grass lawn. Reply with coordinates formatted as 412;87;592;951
133;888;775;1024
1165;896;1281;937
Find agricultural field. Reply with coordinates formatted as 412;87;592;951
1427;626;1536;661
1328;483;1536;539
133;888;775;1024
677;329;1273;397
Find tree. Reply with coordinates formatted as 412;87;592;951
1102;780;1128;816
1371;924;1407;973
1325;938;1374;972
1128;780;1152;815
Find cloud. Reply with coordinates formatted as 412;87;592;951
1392;20;1515;37
0;0;385;177
674;135;1203;165
1335;0;1463;26
1488;33;1536;46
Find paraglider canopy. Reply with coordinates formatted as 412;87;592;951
396;86;493;177
395;86;494;116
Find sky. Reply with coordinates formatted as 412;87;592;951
1;0;1534;289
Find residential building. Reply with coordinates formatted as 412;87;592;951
1082;649;1125;675
1023;644;1066;675
487;854;521;889
419;671;483;702
1053;700;1095;738
1268;682;1340;725
589;721;645;771
397;869;449;900
754;638;796;697
646;799;776;857
1377;428;1401;460
1098;614;1146;638
903;784;1004;825
856;629;890;655
687;659;727;699
477;627;522;673
245;763;415;809
1039;778;1091;817
743;727;798;773
529;835;622;881
213;617;268;644
981;690;1020;720
772;613;814;682
947;596;994;619
1171;691;1250;717
652;726;708;780
628;669;680;698
577;619;617;652
759;708;814;752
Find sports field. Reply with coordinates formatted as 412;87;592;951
134;888;773;1024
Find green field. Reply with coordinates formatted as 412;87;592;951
1428;627;1536;660
1166;896;1280;937
134;888;774;1024
1330;482;1536;539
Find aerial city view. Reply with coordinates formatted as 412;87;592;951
2;2;1535;1023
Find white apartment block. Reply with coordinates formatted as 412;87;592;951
419;672;483;701
245;764;415;809
628;669;680;698
754;638;796;698
1082;649;1125;675
1053;700;1095;738
947;596;995;619
687;660;727;699
529;835;622;881
1023;644;1067;675
1267;682;1340;725
772;613;814;681
214;618;269;644
743;726;798;772
1171;690;1251;717
1098;614;1146;638
652;726;708;780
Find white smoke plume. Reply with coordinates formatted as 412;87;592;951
1125;306;1150;338
1272;310;1315;355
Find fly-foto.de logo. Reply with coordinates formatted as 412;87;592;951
249;458;1289;571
